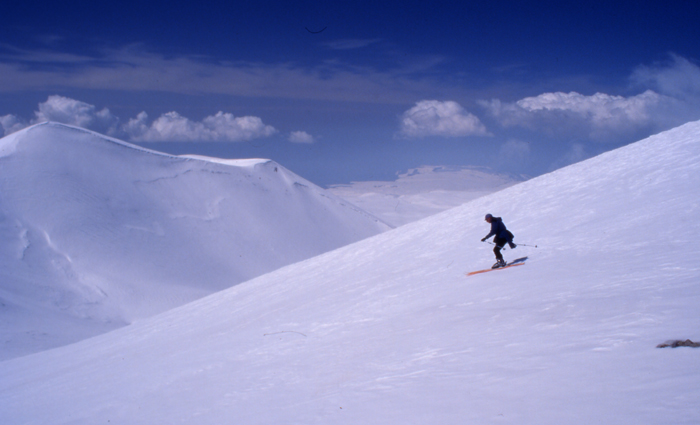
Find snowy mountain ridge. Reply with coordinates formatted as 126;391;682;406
1;120;700;424
327;165;524;226
0;122;390;360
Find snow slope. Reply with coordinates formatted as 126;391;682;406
328;165;523;226
0;122;390;360
1;120;700;424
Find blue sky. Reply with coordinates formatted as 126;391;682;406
2;1;700;185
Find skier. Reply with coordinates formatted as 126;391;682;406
481;214;516;268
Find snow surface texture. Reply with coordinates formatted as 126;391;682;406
327;165;522;226
0;122;390;360
2;121;700;424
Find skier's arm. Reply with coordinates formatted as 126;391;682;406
481;221;499;241
481;230;495;242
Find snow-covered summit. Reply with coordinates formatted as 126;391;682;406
328;165;523;226
1;120;699;424
0;122;390;359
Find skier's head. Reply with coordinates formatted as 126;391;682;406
485;213;493;223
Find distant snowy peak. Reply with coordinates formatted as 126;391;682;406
398;165;526;186
0;121;167;157
327;165;524;226
329;165;523;196
0;121;390;360
1;122;377;219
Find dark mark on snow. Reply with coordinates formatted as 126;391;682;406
657;339;700;348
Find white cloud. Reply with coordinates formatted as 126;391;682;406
288;131;315;144
1;96;120;137
122;111;150;140
0;114;27;136
631;54;700;103
481;55;700;142
125;111;277;142
399;100;490;138
481;90;670;141
1;96;278;143
33;95;121;135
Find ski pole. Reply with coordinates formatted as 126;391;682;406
484;241;509;250
483;241;538;249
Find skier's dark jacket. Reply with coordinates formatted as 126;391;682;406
484;217;513;241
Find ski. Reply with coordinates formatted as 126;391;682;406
466;257;528;276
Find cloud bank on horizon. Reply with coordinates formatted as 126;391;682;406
1;95;281;143
3;54;699;146
1;36;700;184
124;111;277;142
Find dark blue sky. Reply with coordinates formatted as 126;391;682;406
2;1;700;185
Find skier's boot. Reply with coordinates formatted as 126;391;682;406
492;259;506;269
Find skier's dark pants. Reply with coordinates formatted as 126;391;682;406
493;236;507;261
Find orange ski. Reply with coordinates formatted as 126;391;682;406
466;262;525;276
466;257;528;276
